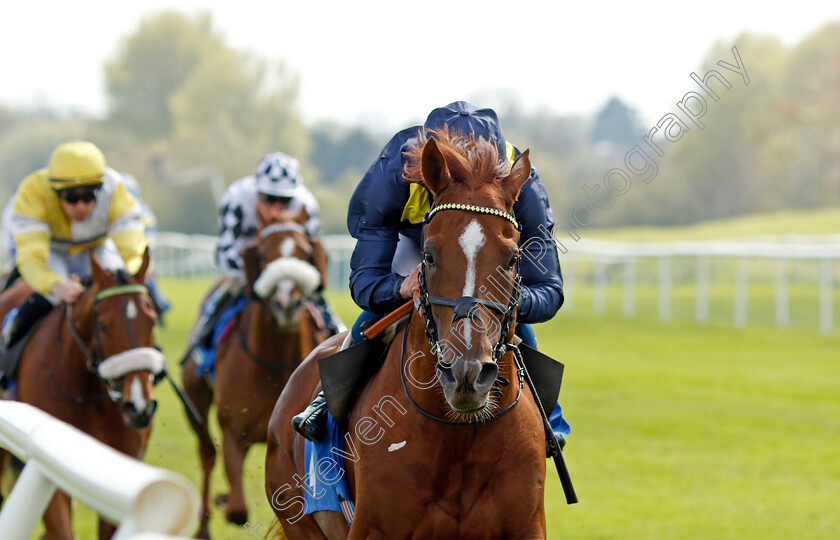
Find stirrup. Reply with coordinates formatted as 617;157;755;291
546;433;566;457
291;391;328;442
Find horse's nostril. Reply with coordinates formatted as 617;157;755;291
475;363;498;393
436;363;456;389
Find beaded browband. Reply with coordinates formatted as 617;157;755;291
424;203;520;230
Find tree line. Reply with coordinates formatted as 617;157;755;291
0;11;837;235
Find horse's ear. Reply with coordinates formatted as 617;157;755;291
499;149;531;205
90;252;110;285
135;246;151;282
421;138;452;197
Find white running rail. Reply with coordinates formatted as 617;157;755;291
0;401;199;539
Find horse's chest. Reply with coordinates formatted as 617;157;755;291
353;441;544;538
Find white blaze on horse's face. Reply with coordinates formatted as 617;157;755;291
129;376;148;411
279;237;296;258
271;279;301;328
458;220;485;343
126;300;138;320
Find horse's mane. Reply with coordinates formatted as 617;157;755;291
403;125;509;191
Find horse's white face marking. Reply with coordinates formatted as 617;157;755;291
126;300;138;320
459;220;486;296
129;376;147;410
458;220;485;343
280;237;296;258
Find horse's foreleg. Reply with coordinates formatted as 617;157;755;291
41;490;73;540
220;428;250;525
182;360;216;539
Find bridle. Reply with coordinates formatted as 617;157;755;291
254;221;314;312
238;221;320;368
404;202;526;425
417;203;522;362
66;283;158;400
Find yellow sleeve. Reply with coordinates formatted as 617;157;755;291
12;174;62;295
15;231;62;295
107;181;139;221
12;172;49;222
112;229;148;274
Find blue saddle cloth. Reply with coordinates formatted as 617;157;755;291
303;411;355;525
194;296;248;379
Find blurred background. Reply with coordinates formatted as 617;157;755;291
2;1;839;539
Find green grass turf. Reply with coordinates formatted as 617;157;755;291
16;276;840;539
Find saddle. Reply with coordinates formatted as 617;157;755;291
318;301;565;430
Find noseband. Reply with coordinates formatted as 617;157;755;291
66;284;157;398
418;203;522;362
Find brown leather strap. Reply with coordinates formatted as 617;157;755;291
362;300;414;340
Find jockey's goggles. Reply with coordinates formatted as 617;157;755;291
58;185;101;204
259;193;293;206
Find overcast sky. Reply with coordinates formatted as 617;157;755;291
1;1;838;131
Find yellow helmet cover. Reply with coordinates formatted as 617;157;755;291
48;140;106;190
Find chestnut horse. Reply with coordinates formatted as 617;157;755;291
0;249;164;539
182;206;329;538
266;129;549;539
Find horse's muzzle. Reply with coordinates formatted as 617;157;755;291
123;399;158;429
436;358;498;413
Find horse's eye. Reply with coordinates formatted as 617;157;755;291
423;252;435;267
507;253;519;271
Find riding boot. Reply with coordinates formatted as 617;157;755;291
291;391;329;442
0;293;52;388
1;293;52;352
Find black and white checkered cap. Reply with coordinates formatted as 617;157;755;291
255;152;302;197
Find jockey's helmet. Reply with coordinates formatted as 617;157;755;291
48;140;107;191
255;152;303;198
424;101;507;159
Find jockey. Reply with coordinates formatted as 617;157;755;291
1;169;170;317
0;140;148;357
192;152;340;365
292;101;570;451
